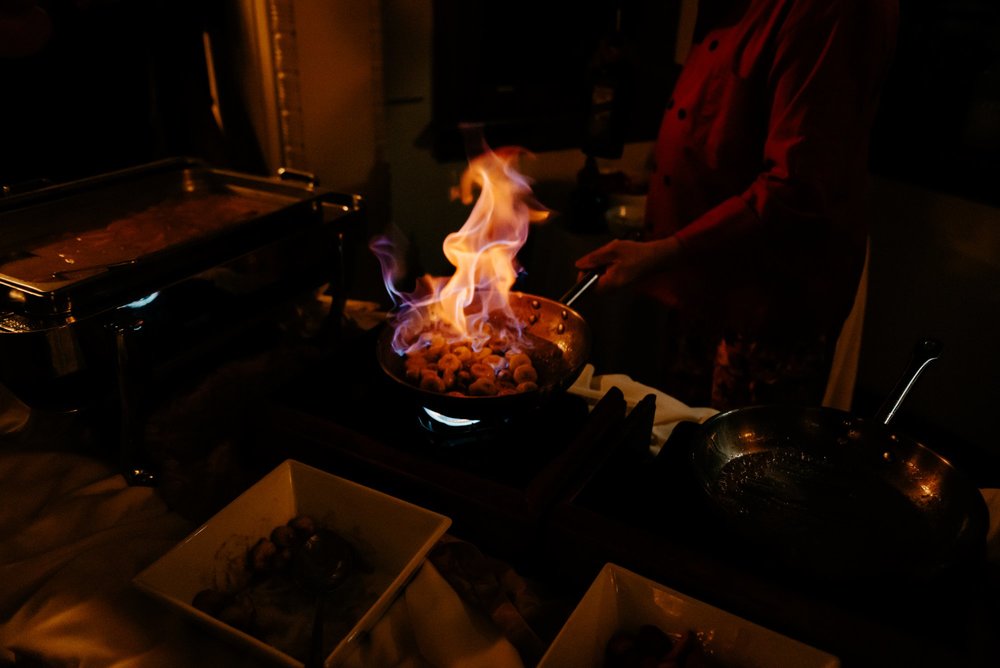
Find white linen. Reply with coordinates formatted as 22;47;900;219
343;563;523;668
567;364;718;451
0;450;264;667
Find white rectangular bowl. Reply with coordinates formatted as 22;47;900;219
133;459;451;666
537;563;840;668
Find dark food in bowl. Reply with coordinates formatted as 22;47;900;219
191;514;375;662
605;625;720;667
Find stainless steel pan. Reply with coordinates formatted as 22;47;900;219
688;339;989;582
375;273;598;421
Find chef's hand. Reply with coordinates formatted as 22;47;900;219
575;237;682;290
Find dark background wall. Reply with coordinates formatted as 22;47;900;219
852;0;1000;483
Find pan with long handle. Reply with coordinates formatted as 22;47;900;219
687;339;989;582
375;271;601;421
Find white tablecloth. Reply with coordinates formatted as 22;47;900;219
0;449;256;667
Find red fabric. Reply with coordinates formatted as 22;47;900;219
643;0;898;337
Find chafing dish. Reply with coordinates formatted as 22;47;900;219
0;157;363;481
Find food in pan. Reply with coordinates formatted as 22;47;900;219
191;514;375;663
401;325;568;397
405;339;537;395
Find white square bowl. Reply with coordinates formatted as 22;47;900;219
133;459;451;666
537;563;840;668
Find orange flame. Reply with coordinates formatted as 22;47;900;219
372;145;548;355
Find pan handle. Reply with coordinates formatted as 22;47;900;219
559;269;603;307
874;338;943;425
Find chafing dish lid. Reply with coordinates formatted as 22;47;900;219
0;157;350;320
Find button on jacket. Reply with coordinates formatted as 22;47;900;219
643;0;899;338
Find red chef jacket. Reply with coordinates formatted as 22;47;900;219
643;0;899;340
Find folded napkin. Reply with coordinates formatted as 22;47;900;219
568;364;718;452
343;559;523;668
344;299;389;332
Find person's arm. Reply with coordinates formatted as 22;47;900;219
575;236;682;290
